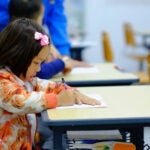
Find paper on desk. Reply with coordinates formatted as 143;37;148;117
70;67;100;74
56;94;106;109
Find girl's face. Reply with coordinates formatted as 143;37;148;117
25;46;49;82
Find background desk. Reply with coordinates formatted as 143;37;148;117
135;30;150;50
70;41;94;60
52;63;139;86
41;85;150;150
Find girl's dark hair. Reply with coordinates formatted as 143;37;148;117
0;18;50;77
9;0;42;21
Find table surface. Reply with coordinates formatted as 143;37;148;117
41;85;150;150
42;85;150;125
52;63;139;86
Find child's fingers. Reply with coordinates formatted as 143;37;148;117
82;97;101;105
75;91;101;105
75;98;82;105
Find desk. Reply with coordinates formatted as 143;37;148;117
52;63;139;86
135;30;150;50
70;47;85;61
41;85;150;149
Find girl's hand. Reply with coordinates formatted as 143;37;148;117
73;90;101;105
56;89;75;106
56;89;100;106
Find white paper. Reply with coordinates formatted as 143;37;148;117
56;94;106;109
70;67;100;74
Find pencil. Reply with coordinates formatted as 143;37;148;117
61;77;67;90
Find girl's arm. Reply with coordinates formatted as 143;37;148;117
35;78;101;106
0;71;100;115
0;72;58;114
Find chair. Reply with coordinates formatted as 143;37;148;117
102;30;150;84
135;53;150;84
102;31;113;62
124;23;135;47
123;23;148;71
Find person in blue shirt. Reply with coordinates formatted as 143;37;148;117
1;0;90;60
43;0;90;68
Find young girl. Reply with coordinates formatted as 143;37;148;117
9;0;73;79
0;18;100;150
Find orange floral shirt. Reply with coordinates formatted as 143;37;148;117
0;67;65;150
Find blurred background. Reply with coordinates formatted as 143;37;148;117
64;0;150;73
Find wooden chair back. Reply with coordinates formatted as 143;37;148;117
123;23;148;71
124;23;136;47
102;31;113;62
147;53;150;82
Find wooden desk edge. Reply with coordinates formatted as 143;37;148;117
41;111;150;127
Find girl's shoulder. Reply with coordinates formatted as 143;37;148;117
0;68;15;80
0;67;25;87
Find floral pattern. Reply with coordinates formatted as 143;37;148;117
0;67;65;150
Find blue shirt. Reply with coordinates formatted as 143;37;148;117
0;0;9;31
43;0;71;56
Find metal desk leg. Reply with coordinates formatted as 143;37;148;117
52;127;65;150
129;127;144;150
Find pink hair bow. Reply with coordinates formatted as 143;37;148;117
34;32;49;46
